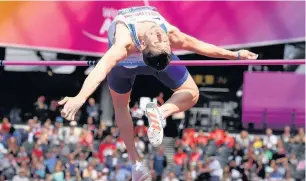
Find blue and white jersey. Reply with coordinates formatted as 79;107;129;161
107;6;169;68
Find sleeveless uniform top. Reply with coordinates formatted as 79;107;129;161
107;6;169;68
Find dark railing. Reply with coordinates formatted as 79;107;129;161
243;108;305;131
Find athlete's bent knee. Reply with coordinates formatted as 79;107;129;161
190;87;199;106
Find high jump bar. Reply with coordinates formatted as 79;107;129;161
0;59;304;66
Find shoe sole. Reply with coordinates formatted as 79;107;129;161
145;102;164;147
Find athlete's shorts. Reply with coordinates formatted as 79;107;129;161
107;54;189;94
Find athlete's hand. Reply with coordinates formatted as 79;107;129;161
58;96;86;121
237;50;258;60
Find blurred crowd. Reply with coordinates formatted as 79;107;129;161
0;95;305;181
167;127;305;181
0;96;153;181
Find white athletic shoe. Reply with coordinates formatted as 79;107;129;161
132;161;151;181
145;102;165;147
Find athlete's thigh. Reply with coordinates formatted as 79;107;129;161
109;87;132;108
107;66;135;106
157;54;195;91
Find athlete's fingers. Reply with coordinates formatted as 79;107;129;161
249;52;257;57
61;109;67;118
58;97;70;105
66;114;72;121
71;114;75;121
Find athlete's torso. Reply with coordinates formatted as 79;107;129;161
107;6;169;68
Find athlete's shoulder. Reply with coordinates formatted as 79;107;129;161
113;23;133;46
165;22;180;34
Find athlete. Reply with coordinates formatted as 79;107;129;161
58;6;258;181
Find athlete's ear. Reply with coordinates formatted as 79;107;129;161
139;40;146;51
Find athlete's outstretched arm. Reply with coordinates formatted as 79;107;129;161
58;23;132;121
76;46;127;100
167;24;257;60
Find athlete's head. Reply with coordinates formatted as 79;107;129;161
141;25;171;71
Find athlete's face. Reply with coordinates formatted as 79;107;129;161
142;25;170;52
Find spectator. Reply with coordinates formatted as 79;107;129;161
188;165;197;181
253;136;263;151
136;127;149;153
64;171;75;181
263;128;278;150
0;117;11;134
0;153;17;179
205;156;223;181
110;164;131;181
173;148;187;176
209;127;225;145
42;119;54;136
7;136;19;156
256;160;266;180
130;102;144;120
82;162;98;180
190;146;201;165
222;166;231;181
235;130;251;149
154;92;165;107
110;126;119;140
48;100;60;122
134;120;148;136
134;136;146;158
268;161;283;180
163;171;179;181
12;168;29;181
64;121;79;146
64;154;77;176
51;160;64;181
281;126;292;147
223;131;235;149
33;96;48;121
86;98;99;121
79;126;93;147
181;131;195;152
150;146;167;181
98;135;116;163
0;135;8;158
33;159;46;179
98;168;110;181
87;116;96;133
283;170;294;181
297;127;305;140
17;146;29;163
116;137;127;155
94;123;109;141
32;143;43;158
44;151;57;173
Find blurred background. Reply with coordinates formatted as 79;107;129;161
0;1;305;181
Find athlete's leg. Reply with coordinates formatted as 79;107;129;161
156;54;199;118
109;88;141;163
107;66;151;181
107;66;141;163
145;54;199;147
159;73;199;119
